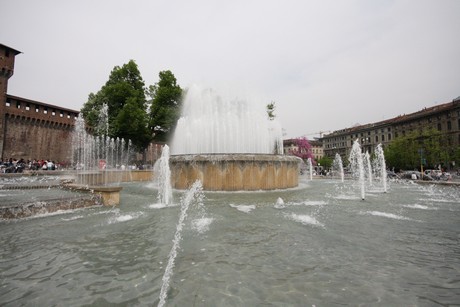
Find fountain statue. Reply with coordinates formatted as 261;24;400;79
169;85;301;191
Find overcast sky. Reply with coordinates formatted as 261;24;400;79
2;0;459;138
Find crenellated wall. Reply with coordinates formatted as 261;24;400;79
2;95;78;162
0;44;80;162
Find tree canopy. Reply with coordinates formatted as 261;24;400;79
384;128;456;171
266;102;276;120
80;62;185;153
148;70;183;142
80;60;151;151
290;137;314;161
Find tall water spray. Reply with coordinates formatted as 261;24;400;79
72;115;132;185
307;158;313;180
98;103;109;136
153;145;173;205
375;144;388;193
348;140;365;200
171;85;284;155
333;153;344;182
364;151;373;185
158;181;204;307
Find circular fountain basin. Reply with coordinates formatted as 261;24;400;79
169;154;302;191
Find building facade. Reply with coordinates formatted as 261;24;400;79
322;99;460;164
0;44;79;162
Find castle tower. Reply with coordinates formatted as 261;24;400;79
0;44;22;159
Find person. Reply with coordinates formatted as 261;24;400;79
47;160;55;170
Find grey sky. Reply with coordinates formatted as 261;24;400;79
2;0;459;139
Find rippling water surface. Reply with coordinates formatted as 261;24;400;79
1;179;459;306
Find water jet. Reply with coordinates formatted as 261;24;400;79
169;85;301;191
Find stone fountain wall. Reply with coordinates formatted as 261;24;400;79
170;154;301;191
74;170;153;186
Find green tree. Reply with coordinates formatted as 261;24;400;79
385;128;452;171
148;70;183;142
266;102;276;120
80;60;151;151
317;155;333;170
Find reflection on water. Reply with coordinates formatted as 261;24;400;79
0;179;459;306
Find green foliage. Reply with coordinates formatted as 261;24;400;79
266;102;276;120
80;60;151;151
113;98;151;150
317;155;333;169
385;128;454;170
148;70;183;142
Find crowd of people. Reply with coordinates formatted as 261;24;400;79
0;158;147;173
0;158;64;173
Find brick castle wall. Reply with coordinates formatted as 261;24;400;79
2;95;78;163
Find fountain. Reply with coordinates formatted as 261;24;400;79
348;139;365;200
153;145;173;205
332;153;344;182
364;151;373;185
307;157;313;180
2;174;459;305
375;143;388;193
67;112;156;206
72;115;134;187
169;85;301;191
2;86;460;305
158;180;204;307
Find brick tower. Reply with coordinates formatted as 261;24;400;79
0;44;22;158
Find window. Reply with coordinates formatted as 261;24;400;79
387;127;391;132
26;104;30;111
60;111;64;118
388;134;391;141
16;102;21;109
52;109;56;116
382;135;385;141
447;121;452;131
44;107;48;114
437;123;442;131
35;106;39;112
375;135;379;142
5;101;10;107
67;113;71;119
